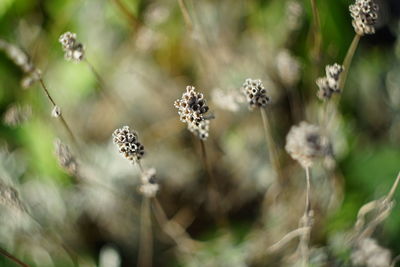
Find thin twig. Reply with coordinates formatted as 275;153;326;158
138;197;153;267
0;247;30;267
260;108;284;185
38;78;79;149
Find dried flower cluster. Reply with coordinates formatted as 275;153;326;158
59;32;85;62
285;0;304;31
174;86;211;140
285;121;331;168
139;168;159;198
351;238;391;267
3;104;32;127
211;88;244;112
316;63;344;100
241;79;270;110
54;139;78;176
349;0;379;36
0;39;41;88
112;126;145;164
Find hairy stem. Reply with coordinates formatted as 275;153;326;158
138;197;153;267
260;108;284;185
0;247;30;267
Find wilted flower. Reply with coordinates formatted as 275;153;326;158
285;121;331;168
316;63;344;100
112;126;145;164
351;238;391;267
349;0;379;36
3;104;32;127
59;32;85;62
241;79;270;110
54;139;78;176
139;168;159;198
276;50;301;88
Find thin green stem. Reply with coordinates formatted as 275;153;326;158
111;0;140;30
339;34;361;93
138;197;153;267
260;108;284;185
0;247;30;267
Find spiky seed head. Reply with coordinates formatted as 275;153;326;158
112;126;145;164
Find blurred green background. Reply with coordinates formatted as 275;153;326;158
0;0;399;266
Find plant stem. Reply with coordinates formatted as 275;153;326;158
310;0;322;61
38;78;79;149
386;171;400;202
260;108;284;185
298;166;312;266
178;0;193;31
0;247;30;267
152;198;198;253
339;34;361;93
138;197;153;267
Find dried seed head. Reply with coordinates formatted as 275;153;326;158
351;238;391;267
276;50;301;88
54;139;78;176
211;88;244;112
174;86;210;124
349;0;379;36
241;79;270;110
112;126;145;164
139;168;159;198
175;86;212;139
285;121;331;168
3;104;32;127
51;106;61;118
59;32;85;62
188;119;210;140
21;69;41;89
316;63;344;101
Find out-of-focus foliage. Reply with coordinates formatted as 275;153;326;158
0;0;399;266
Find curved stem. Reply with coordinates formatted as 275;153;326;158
298;167;312;266
178;0;193;31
